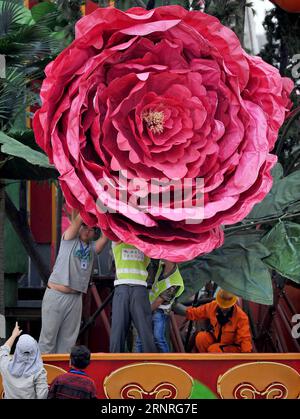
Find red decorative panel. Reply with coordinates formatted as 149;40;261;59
29;182;52;243
40;355;300;399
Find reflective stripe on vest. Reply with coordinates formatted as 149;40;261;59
116;268;148;276
112;242;150;285
149;262;184;306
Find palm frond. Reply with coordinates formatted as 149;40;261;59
35;10;58;31
0;68;26;130
0;24;53;62
0;0;27;37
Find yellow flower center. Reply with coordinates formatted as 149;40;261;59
142;109;164;134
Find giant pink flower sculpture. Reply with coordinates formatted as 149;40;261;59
34;6;293;262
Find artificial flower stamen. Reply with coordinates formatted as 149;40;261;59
142;110;165;134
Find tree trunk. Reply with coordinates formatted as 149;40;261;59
5;192;50;285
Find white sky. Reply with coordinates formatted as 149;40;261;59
252;0;275;34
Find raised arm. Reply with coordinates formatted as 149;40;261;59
4;322;22;350
94;232;110;254
63;210;83;241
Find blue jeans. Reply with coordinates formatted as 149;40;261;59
136;309;170;353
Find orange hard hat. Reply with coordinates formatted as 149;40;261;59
216;289;238;309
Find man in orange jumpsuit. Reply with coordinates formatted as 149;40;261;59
177;289;252;353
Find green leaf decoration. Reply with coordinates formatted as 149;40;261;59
189;379;217;399
261;221;300;284
179;232;273;305
0;130;52;168
0;130;57;180
31;1;57;23
179;259;210;303
247;164;300;220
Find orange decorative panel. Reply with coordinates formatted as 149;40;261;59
217;362;300;399
103;363;193;399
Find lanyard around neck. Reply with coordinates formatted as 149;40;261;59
79;240;90;257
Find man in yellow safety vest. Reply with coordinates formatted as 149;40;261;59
110;241;157;353
136;260;184;352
